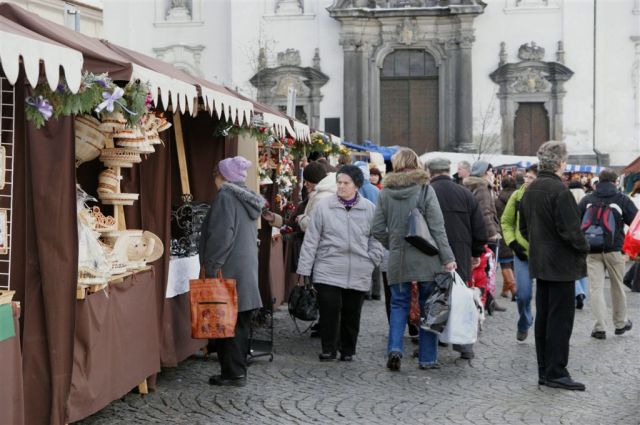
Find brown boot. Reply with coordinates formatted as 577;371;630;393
500;267;516;298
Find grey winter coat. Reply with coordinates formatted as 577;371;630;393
372;169;455;285
199;182;265;312
297;194;384;292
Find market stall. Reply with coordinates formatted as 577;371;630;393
0;3;299;424
0;296;23;425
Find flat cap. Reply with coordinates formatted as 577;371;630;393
427;157;451;172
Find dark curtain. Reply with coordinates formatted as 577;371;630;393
12;79;77;425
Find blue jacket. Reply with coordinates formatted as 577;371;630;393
359;182;379;204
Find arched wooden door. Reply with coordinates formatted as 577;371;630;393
513;102;549;156
380;50;439;154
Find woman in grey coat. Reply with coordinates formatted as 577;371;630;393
297;165;384;361
372;148;456;371
199;155;264;387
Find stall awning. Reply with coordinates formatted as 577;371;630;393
0;14;83;92
345;141;399;160
199;83;253;126
293;121;311;142
623;156;640;174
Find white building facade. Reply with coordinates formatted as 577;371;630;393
100;0;640;166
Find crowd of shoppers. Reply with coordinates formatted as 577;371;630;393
199;140;638;393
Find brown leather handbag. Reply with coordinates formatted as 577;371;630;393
189;268;238;339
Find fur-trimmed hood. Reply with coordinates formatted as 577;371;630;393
382;169;429;200
220;182;265;220
463;175;491;192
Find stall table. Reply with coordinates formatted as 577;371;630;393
66;268;161;423
161;255;206;367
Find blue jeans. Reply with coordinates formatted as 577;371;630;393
575;277;588;299
514;256;534;332
388;282;438;366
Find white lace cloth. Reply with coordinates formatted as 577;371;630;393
165;255;200;298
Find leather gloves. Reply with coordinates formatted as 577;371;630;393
509;241;528;261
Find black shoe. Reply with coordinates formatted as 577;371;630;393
576;294;585;310
460;351;475;360
208;375;247;387
591;330;606;340
371;295;381;300
615;320;633;335
437;341;448;348
545;376;586;391
511;294;517;302
311;323;320;331
538;377;546;386
387;351;401;371
340;354;353;362
516;330;528;342
410;336;419;345
318;352;337;361
310;330;321;338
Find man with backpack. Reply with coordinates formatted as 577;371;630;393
578;169;637;340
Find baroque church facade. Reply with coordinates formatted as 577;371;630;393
102;0;640;166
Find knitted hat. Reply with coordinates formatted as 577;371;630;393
218;156;252;182
337;164;365;188
303;162;327;184
470;160;492;177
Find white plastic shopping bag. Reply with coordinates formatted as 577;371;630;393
439;272;480;345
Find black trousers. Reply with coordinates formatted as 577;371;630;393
315;283;366;356
215;309;253;379
624;262;640;292
535;279;575;380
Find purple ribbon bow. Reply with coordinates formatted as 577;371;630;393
27;96;53;121
95;86;124;113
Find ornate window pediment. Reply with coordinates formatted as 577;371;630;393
250;48;329;128
490;41;573;154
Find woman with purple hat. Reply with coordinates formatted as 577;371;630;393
200;155;265;387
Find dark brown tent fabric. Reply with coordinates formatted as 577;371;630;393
10;99;78;425
0;308;24;425
67;270;160;423
0;3;132;79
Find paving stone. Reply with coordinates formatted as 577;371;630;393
79;277;640;425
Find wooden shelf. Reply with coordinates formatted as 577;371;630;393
76;266;153;300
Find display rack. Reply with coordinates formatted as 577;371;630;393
0;76;15;295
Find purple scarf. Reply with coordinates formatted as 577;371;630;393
338;192;359;210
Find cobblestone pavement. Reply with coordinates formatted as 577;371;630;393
80;278;640;425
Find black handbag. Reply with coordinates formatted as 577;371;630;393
288;278;318;333
405;184;440;256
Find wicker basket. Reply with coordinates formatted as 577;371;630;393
99;148;142;168
145;129;162;145
99;111;127;133
97;168;120;195
156;117;172;132
99;192;139;205
75;115;105;166
90;206;117;232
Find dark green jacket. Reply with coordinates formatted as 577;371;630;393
372;169;455;285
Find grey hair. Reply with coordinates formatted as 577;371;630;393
537;141;567;172
458;160;471;171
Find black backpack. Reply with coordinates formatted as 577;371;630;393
581;201;621;252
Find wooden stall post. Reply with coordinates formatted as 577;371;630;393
172;112;191;196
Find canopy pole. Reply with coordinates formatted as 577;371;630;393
173;112;191;196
